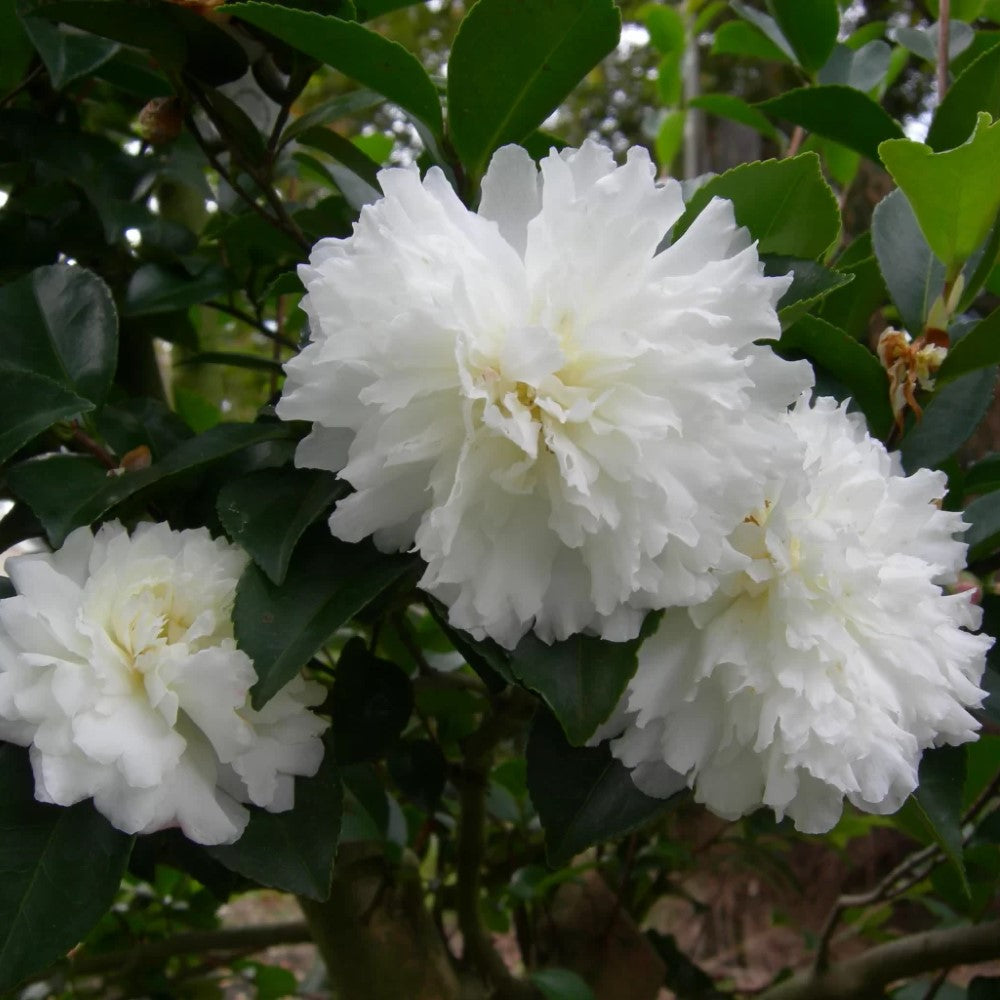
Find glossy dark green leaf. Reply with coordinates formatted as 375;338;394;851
21;0;248;85
777;316;893;438
226;2;442;134
424;599;515;690
234;525;417;709
8;423;295;547
447;0;620;178
969;977;1000;1000
938;307;1000;384
510;633;642;746
332;638;413;763
928;42;1000;152
295;125;383;191
0;745;134;991
817;250;887;340
179;352;285;375
217;467;346;585
0;504;43;557
961;489;1000;560
208;739;341;900
758;85;903;162
673;153;839;260
0;1;33;93
766;0;838;72
689;93;779;140
900;365;997;472
880;115;1000;273
902;745;969;897
530;968;595;1000
124;261;229;316
0;371;93;465
280;88;384;146
964;454;1000;496
711;19;791;62
21;15;119;88
526;710;679;867
0;264;117;405
764;256;853;329
872;188;945;335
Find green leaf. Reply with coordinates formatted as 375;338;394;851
530;968;596;1000
388;739;447;809
673;153;840;260
872;187;945;334
960;488;1000;559
642;2;685;54
8;423;295;547
280;87;384;147
526;710;679;867
689;92;779;140
124;261;229;316
964;453;1000;495
730;1;795;60
893;21;975;64
234;525;417;709
928;42;1000;152
777;315;893;437
0;745;134;991
207;739;341;900
424;599;516;690
900;365;997;472
938;306;1000;383
179;351;285;375
758;85;903;162
0;371;93;464
447;0;620;178
354;0;423;17
226;2;442;134
332;638;413;763
654;109;685;169
0;263;117;405
711;19;791;62
20;15;119;88
295;124;383;191
817;40;892;92
764;256;854;328
902;745;970;897
21;0;248;85
217;467;346;585
510;632;643;746
880;114;1000;274
766;0;838;72
817;250;887;340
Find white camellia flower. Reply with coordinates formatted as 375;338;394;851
0;521;328;845
603;395;991;833
277;140;813;648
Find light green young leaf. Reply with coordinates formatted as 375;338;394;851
880;113;1000;274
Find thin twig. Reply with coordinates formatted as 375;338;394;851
26;922;311;986
937;0;951;105
204;301;297;350
454;688;539;1000
785;125;806;158
70;424;118;470
0;63;43;108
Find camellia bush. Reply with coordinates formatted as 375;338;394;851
3;0;1000;997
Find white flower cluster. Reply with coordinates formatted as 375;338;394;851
601;396;989;832
0;522;327;845
278;140;990;832
278;141;812;649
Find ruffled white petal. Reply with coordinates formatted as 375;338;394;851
278;139;813;648
0;521;329;845
606;396;992;833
